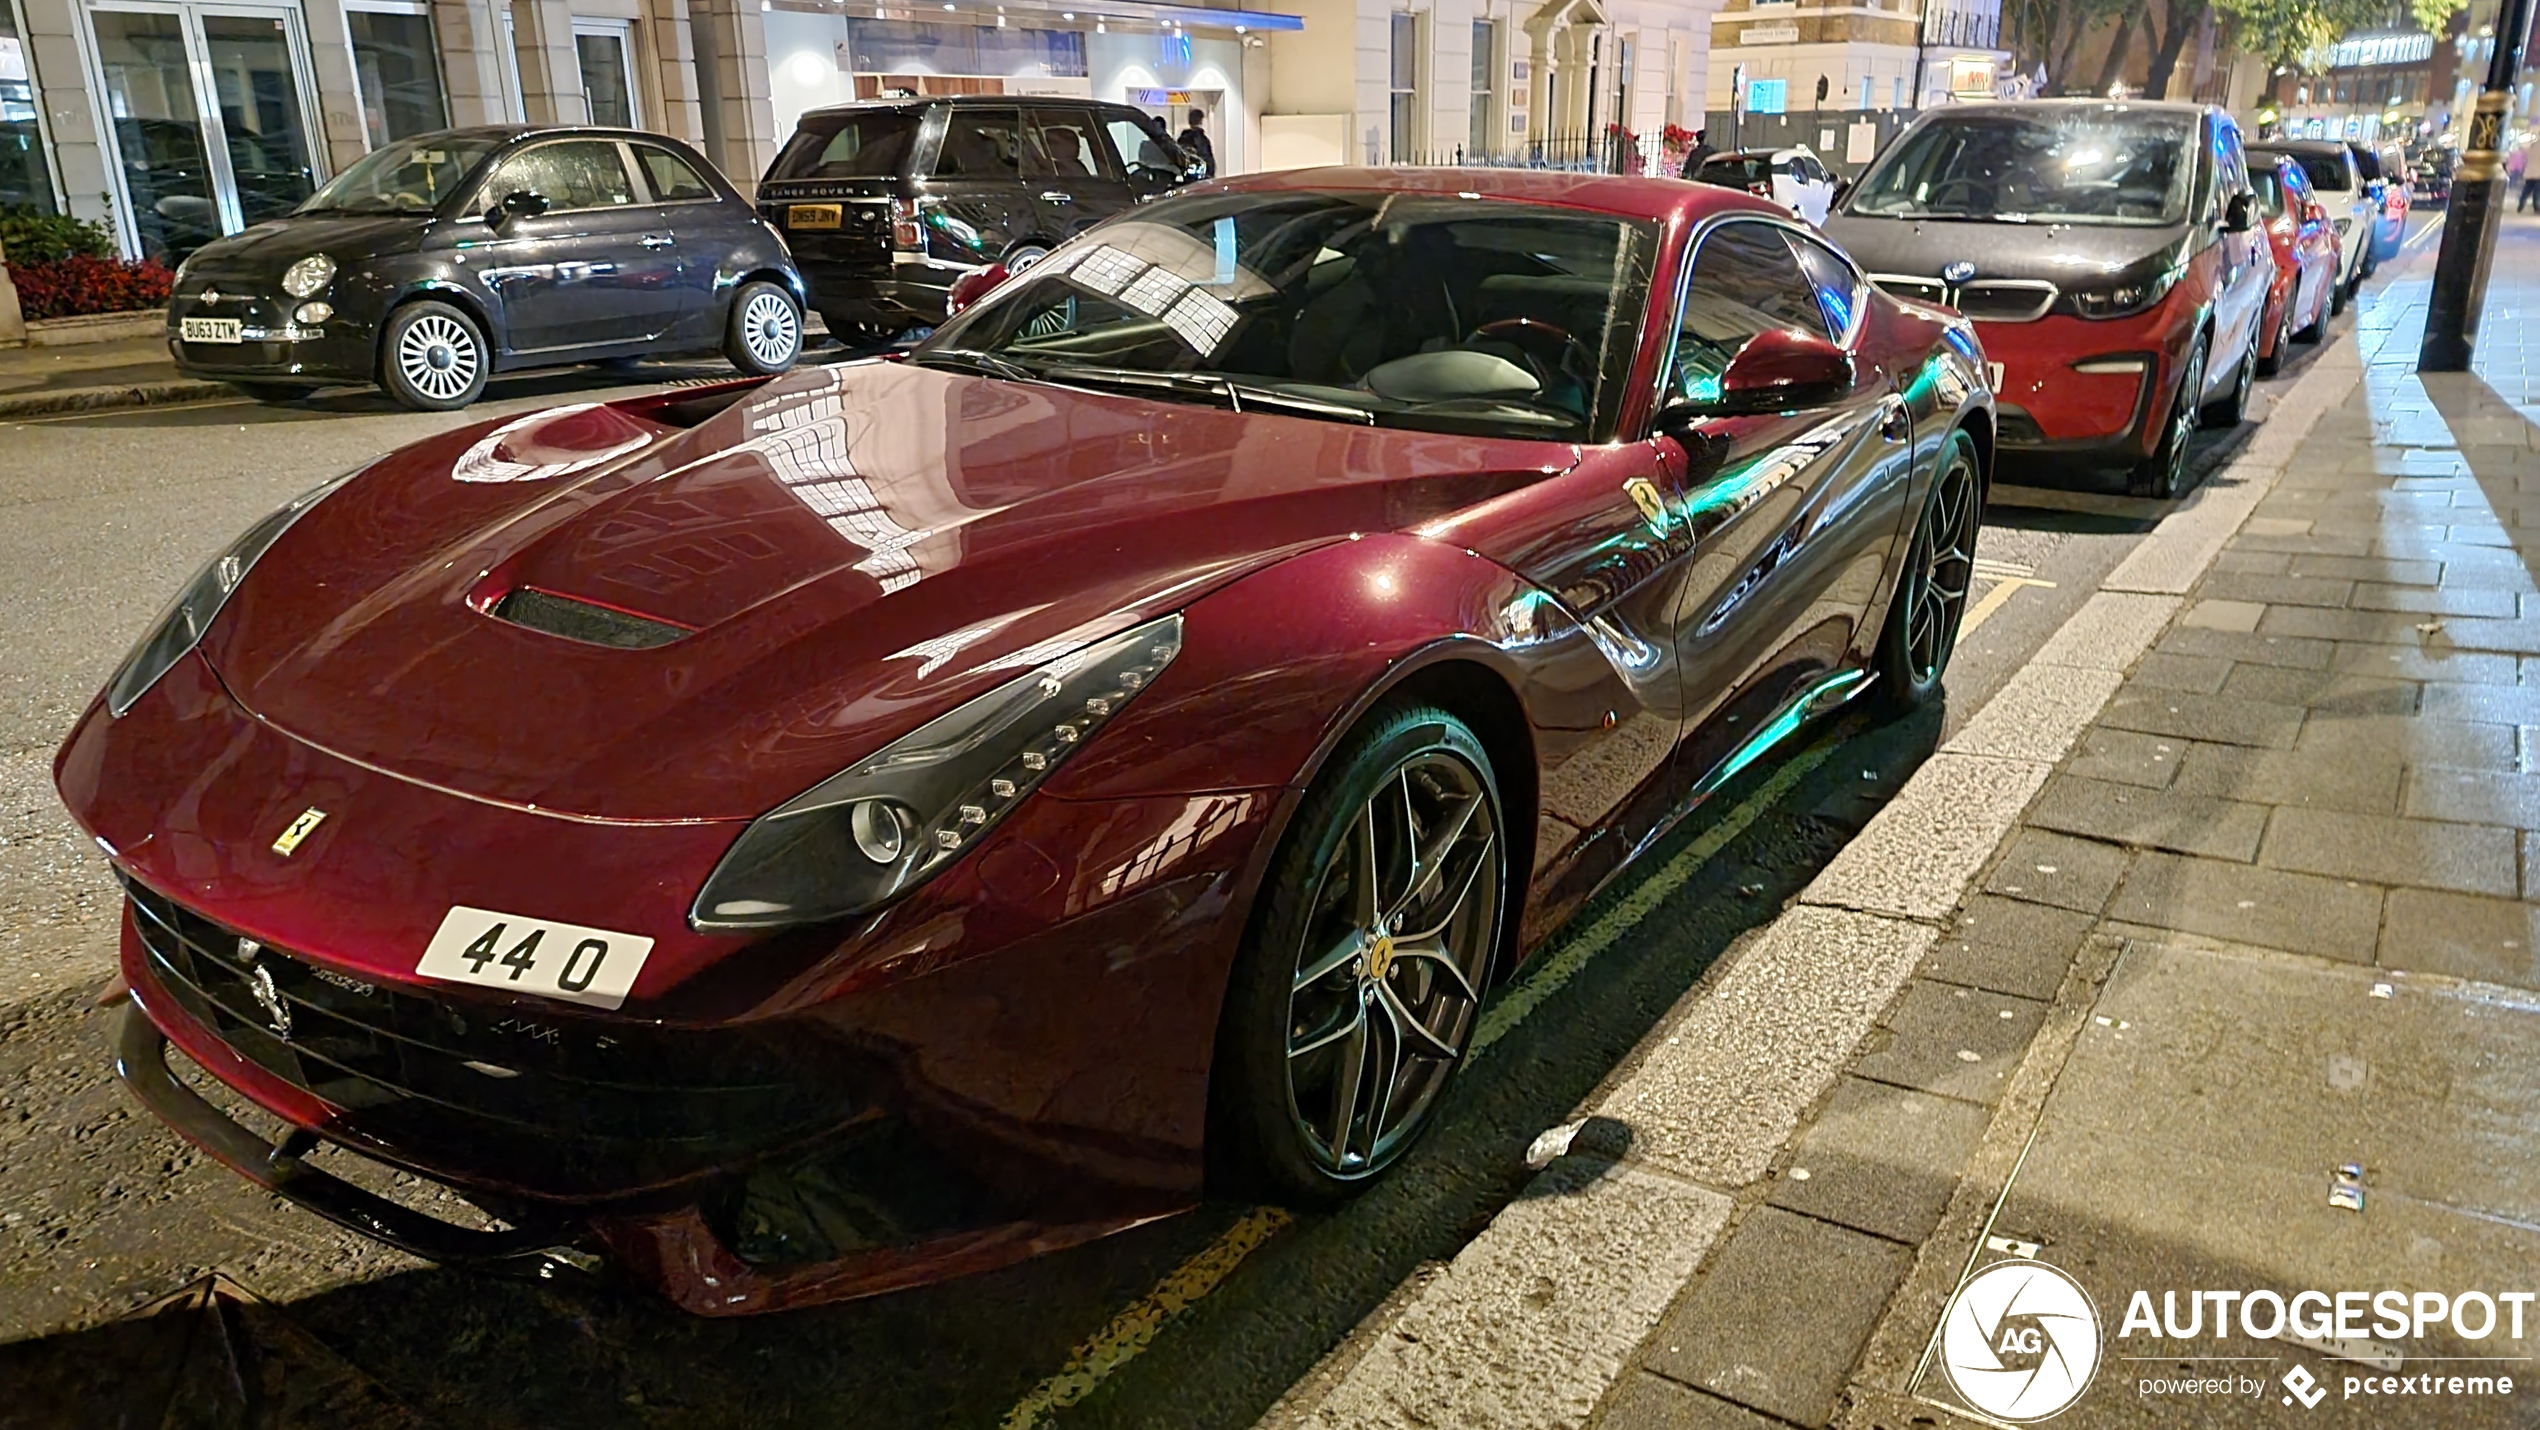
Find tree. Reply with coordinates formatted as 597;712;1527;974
2213;0;2468;68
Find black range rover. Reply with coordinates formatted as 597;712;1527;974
761;96;1197;341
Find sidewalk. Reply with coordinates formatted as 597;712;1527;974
0;335;231;417
1267;222;2540;1430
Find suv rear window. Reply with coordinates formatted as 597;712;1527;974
770;111;920;179
1695;156;1771;190
2256;149;2349;192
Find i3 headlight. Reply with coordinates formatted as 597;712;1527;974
281;253;336;299
105;468;361;717
2071;265;2183;320
691;614;1184;931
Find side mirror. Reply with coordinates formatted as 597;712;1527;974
488;189;549;226
2223;192;2256;232
946;262;1010;317
1659;327;1855;428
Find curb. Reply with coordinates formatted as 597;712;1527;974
0;379;235;419
1260;334;2368;1430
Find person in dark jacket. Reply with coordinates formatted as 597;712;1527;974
1679;129;1716;180
1177;110;1216;177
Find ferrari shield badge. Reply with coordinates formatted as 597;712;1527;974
1624;476;1670;535
271;807;327;857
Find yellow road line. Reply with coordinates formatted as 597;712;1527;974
999;1206;1295;1430
1957;573;2056;638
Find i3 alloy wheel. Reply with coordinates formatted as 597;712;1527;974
2202;323;2256;427
1214;704;1504;1202
1875;429;1980;713
380;301;487;412
726;281;803;376
2130;332;2205;499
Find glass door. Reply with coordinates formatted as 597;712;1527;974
85;0;323;263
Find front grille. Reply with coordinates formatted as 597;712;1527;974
128;882;851;1196
493;588;690;649
1955;281;2057;322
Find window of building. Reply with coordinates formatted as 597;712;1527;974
1858;75;1872;110
1390;12;1419;162
1469;20;1494;158
345;2;448;147
573;20;639;128
0;0;59;213
1891;75;1907;109
1745;76;1787;114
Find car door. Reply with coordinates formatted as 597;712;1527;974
1026;106;1133;243
1659;218;1909;785
923;104;1042;265
2205;120;2268;392
627;139;732;342
471;139;684;353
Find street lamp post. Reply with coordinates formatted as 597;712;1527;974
2421;0;2539;369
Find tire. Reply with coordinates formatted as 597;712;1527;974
1004;243;1052;272
1210;703;1506;1205
2200;324;2255;428
2256;300;2289;377
724;280;802;375
820;313;896;349
1873;430;1981;717
2330;270;2350;317
2359;247;2378;280
2297;278;2329;342
378;300;488;411
2129;332;2205;499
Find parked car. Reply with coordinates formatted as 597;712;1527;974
2249;139;2373;303
2409;144;2456;206
2247;154;2337;375
68;168;1993;1311
760;97;1198;342
163;127;806;411
1825;99;2272;498
1689;147;1839;225
2355;141;2410;264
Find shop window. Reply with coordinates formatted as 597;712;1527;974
1389;12;1419;162
1468;20;1493;157
346;4;448;147
0;0;55;213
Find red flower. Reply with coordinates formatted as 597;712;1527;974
6;254;175;322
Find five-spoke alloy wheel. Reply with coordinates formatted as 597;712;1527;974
1876;429;1982;713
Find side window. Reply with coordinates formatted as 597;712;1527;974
1102;113;1179;184
1671;221;1831;400
1030;109;1115;180
633;144;714;202
1789;234;1863;341
483;140;637;212
934;107;1026;179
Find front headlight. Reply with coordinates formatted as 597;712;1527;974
2071;265;2183;320
281;254;336;299
105;469;359;717
690;614;1185;931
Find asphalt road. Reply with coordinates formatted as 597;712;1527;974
0;235;2415;1429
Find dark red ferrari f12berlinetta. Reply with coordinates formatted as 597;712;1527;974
58;168;1993;1314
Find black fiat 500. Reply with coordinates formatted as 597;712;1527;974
164;127;807;411
760;96;1197;341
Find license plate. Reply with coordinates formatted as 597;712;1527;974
1987;361;2005;390
787;203;843;230
181;316;243;344
416;905;655;1010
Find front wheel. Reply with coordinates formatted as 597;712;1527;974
725;281;802;375
2202;326;2256;428
378;300;488;411
1211;704;1505;1204
2130;334;2205;499
2257;299;2290;376
1874;430;1980;716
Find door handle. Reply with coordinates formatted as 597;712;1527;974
1879;396;1911;442
640;234;672;249
1040;191;1074;204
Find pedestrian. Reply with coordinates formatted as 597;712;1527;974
1679;127;1717;180
1177;109;1216;178
2515;141;2540;214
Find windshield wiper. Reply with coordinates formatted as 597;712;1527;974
1034;364;1237;407
911;348;1038;381
1226;383;1376;425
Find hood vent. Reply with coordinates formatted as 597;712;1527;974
491;588;692;649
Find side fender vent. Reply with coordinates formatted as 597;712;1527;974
491;588;692;649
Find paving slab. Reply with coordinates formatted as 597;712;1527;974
2026;773;2272;862
2126;652;2232;693
2214;662;2420;714
2107;852;2384;962
2096;689;2306;749
2417;681;2540;725
1598;1375;1786;1430
2259;806;2520;897
1981;830;2133;914
1921;896;2100;1002
1849;978;2048;1107
2062;729;2186;789
2152;627;2334;668
1767;1078;1991;1243
2326;640;2522;683
2401;766;2540;828
2294;712;2522;768
2380;888;2540;985
1640;1209;1911;1428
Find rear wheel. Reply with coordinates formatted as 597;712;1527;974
2297;276;2330;342
2129;332;2205;499
1004;242;1052;271
724;281;802;375
378;300;488;411
1874;430;1980;716
2201;324;2255;428
2257;298;2290;376
1211;704;1505;1204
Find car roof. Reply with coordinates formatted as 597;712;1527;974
1706;148;1808;162
1202;166;1788;225
1921;98;2213;120
2247;138;2353;156
798;94;1112;119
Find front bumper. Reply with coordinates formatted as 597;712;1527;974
166;294;377;385
1977;303;2191;462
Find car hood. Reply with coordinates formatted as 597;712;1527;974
179;213;426;278
200;362;1570;821
1820;212;2192;289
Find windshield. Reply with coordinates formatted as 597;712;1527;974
1847;109;2199;225
770;110;921;179
299;134;500;214
919;190;1657;442
2257;149;2349;193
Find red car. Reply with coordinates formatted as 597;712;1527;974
2248;154;2337;375
62;169;1993;1314
1824;101;2273;499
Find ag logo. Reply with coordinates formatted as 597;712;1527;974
1938;1259;2101;1422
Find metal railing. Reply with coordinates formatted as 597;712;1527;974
1391;129;1669;176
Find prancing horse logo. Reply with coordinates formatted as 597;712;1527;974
249;964;292;1040
271;807;326;857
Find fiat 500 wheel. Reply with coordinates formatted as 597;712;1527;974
1212;703;1505;1203
1875;430;1980;715
379;301;487;411
725;281;802;375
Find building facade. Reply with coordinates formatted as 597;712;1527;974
1701;0;2002;173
